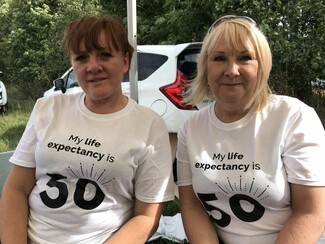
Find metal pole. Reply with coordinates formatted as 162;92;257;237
127;0;138;102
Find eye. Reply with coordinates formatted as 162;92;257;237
74;54;88;62
213;55;226;62
239;54;253;62
99;51;113;59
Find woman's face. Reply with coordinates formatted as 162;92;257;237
207;36;259;120
70;32;129;107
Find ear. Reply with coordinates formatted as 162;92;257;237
70;56;74;65
123;52;130;74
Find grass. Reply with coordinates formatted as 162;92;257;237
0;99;35;152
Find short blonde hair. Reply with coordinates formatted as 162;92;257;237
184;15;272;112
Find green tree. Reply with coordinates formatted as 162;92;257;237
0;0;103;100
0;0;324;106
263;0;325;102
142;0;325;103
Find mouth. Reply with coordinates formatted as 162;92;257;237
87;77;107;83
221;83;242;87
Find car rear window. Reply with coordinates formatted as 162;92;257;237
123;53;168;82
178;49;200;79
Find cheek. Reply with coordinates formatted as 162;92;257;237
72;66;86;82
241;64;258;81
72;66;81;76
248;61;259;77
71;62;79;72
249;72;259;89
206;64;214;79
207;65;222;84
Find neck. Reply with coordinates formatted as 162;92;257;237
84;95;128;114
214;103;250;123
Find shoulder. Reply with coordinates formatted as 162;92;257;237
264;94;323;130
129;99;160;118
178;102;213;137
31;93;82;121
267;94;310;111
128;99;168;129
181;102;213;127
35;93;81;109
265;94;318;119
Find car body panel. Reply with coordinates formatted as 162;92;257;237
0;71;8;114
0;81;7;106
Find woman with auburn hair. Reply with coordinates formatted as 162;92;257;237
1;15;174;243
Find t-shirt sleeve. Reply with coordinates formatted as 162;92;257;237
9;101;39;168
176;120;193;187
283;104;325;186
134;116;175;203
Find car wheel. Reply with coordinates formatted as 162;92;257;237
0;102;8;115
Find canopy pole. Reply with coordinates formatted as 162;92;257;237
127;0;138;102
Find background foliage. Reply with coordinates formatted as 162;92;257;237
0;0;324;117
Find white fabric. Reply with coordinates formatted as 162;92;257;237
10;92;175;244
149;214;187;243
177;94;325;243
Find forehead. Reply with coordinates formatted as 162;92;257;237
207;22;257;54
78;31;112;52
212;36;256;53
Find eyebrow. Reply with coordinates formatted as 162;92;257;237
210;50;254;54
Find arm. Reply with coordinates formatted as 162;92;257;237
276;184;325;243
0;165;36;244
104;198;162;243
179;185;219;244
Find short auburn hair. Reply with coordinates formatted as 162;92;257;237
63;15;134;61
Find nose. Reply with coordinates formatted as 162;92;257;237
225;61;240;78
86;56;103;73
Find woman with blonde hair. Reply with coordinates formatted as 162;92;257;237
177;15;325;244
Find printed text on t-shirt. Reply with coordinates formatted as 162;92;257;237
195;152;260;172
47;134;115;162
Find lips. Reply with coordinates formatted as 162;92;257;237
221;83;242;86
88;77;107;83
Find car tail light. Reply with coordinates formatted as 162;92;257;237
159;70;198;110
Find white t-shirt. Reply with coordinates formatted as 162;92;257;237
177;95;325;244
10;92;175;244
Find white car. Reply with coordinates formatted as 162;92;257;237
0;71;8;114
44;43;212;160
